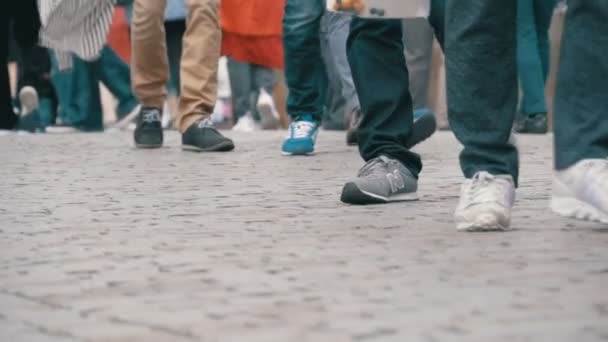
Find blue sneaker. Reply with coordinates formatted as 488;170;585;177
281;114;320;156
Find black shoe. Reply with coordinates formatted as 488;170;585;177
515;113;548;134
182;119;235;152
346;109;362;146
134;107;163;148
526;113;548;134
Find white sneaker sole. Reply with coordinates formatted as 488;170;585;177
456;213;511;232
281;151;314;156
551;196;608;224
360;189;419;203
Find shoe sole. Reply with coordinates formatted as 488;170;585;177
455;210;511;232
135;143;163;149
405;114;437;149
551;196;608;224
341;182;418;205
281;151;314;156
456;222;510;232
182;141;235;152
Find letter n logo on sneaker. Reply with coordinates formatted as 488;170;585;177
386;170;405;193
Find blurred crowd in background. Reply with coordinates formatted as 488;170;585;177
2;0;566;136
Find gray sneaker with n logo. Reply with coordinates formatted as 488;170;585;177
341;155;418;205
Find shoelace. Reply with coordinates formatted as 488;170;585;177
197;118;214;129
289;121;316;139
465;172;509;204
142;110;161;123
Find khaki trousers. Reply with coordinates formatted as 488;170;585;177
131;0;220;132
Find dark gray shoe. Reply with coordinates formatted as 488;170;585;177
515;113;548;134
182;119;235;152
134;107;163;148
341;155;418;205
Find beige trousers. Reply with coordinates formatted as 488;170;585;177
131;0;220;132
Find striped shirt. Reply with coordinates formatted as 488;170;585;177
38;0;116;69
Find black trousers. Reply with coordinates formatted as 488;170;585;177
0;0;41;129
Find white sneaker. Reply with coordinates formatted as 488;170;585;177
551;159;608;224
232;114;259;132
455;171;516;231
257;88;280;130
19;86;39;116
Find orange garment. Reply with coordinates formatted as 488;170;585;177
220;0;285;69
107;6;131;63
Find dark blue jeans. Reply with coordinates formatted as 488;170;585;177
283;0;326;121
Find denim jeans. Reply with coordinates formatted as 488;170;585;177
50;52;99;128
517;0;557;116
347;19;422;176
51;46;138;130
97;46;139;118
553;0;608;169
283;0;326;121
445;0;520;183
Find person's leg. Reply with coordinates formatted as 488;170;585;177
348;19;421;175
534;0;557;80
226;57;253;123
322;11;356;130
447;0;519;231
165;19;185;97
281;0;325;155
447;0;518;181
96;46;139;119
49;51;73;124
179;0;233;152
402;18;434;110
428;0;446;48
69;56;104;131
251;64;279;129
251;65;276;97
131;0;167;147
551;0;608;223
177;0;220;131
283;0;325;121
131;0;168;110
517;0;548;117
341;18;421;204
320;12;345;130
554;0;608;169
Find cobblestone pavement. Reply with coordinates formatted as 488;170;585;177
0;130;607;342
